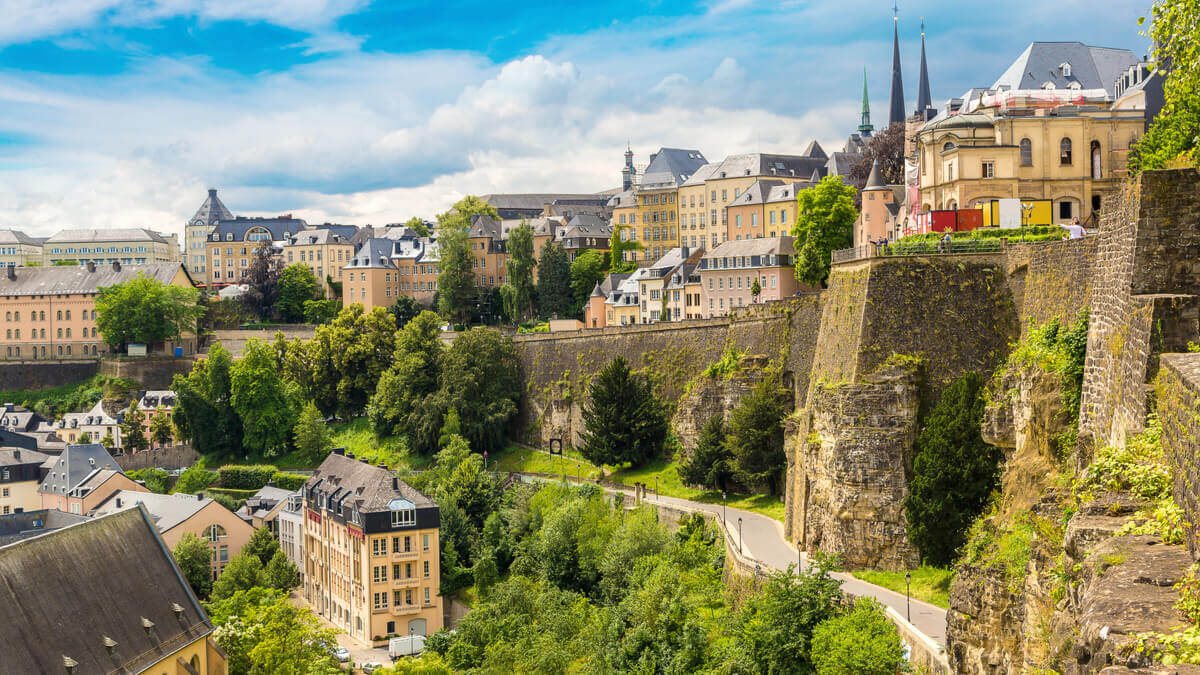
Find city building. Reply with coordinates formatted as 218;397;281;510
607;189;641;254
663;260;699;322
698;237;802;317
676;163;720;252
1112;59;1166;128
559;215;612;262
284;226;359;293
582;273;630;329
56;399;122;446
43;228;180;267
855;161;903;245
0;229;44;267
237;484;295;532
467;215;509;289
342;233;441;311
276;490;305;572
125;389;178;450
185;188;236;278
0;403;45;433
0;508;89;545
633;148;707;262
637;248;702;324
304;451;442;643
0;506;227;674
0;261;197;361
478;193;611;221
93;490;255;580
725;180;806;241
0;448;50;514
594;269;649;327
38;443;146;514
205;215;308;287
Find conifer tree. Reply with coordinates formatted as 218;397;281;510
678;415;733;491
726;377;789;494
579;356;668;467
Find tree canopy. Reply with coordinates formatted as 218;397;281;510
500;221;536;324
95;273;204;349
726;376;790;494
579;356;669;467
230;339;299;457
1130;1;1200;171
172;344;243;459
791;176;858;287
536;241;573;319
569;250;608;318
275;264;321;323
405;215;431;237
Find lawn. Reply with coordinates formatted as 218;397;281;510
489;445;786;522
850;565;955;609
198;418;427;471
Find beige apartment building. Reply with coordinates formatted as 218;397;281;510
632;149;706;262
205;216;307;287
0;229;44;268
467;216;509;288
43;228;179;266
284;226;357;292
184;188;235;278
304;451;443;644
724;180;804;242
698;237;802;318
0;448;49;514
0;262;196;361
342;235;440;311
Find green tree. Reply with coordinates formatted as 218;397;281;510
368;311;444;452
275;264;320;323
405;216;431;237
750;277;762;301
149;411;174;446
790;176;857;287
904;371;1002;566
95;273;204;350
172;344;243;459
536;241;573;319
99;429;116;451
245;526;282;566
293;401;332;465
129;468;169;493
737;556;844;674
210;552;265;602
76;432;92;443
569;249;608;317
302;299;340;324
231;340;299;457
678;415;734;491
500;221;536;324
436;196;497;325
121;400;149;453
388;295;422;329
434;328;520;454
296;305;398;417
473;550;500;597
172;532;213;598
175;465;216;494
264;549;302;591
727;377;790;494
207;588;341;675
1130;1;1200;172
811;598;909;675
243;241;281;321
578;356;669;467
608;225;643;273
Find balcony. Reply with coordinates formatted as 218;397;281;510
390;604;423;616
393;577;421;589
390;550;419;561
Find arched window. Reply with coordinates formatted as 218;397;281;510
1060;138;1073;165
1091;140;1102;178
1019;138;1032;166
208;524;227;542
942;141;956;152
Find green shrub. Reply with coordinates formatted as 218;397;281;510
1080;416;1171;502
129;468;169;494
217;464;278;490
174;466;217;494
701;345;745;379
811;598;910;675
208;492;243;512
271;471;307;491
905;372;1003;566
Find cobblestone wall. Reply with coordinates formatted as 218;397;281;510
1008;237;1098;337
1156;353;1200;561
0;360;99;391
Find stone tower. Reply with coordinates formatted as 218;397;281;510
621;144;637;191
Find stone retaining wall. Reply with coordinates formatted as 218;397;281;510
113;444;200;472
0;360;99;391
99;356;196;389
1157;353;1200;561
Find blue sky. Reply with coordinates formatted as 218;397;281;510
0;0;1151;236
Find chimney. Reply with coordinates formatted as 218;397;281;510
111;261;121;272
392;476;399;491
196;492;203;500
208;188;217;198
333;447;345;456
86;261;95;273
116;497;122;508
5;265;13;280
12;450;18;461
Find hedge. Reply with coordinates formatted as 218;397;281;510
271;472;308;491
217;465;279;490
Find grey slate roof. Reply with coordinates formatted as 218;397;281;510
728;180;785;207
0;404;44;432
345;238;397;269
210;216;308;243
826;151;861;178
864;160;887;190
0;262;188;297
707;153;827;181
91;490;219;532
478;194;606;212
679;163;720;187
37;443;121;497
0;229;39;246
766;183;803;203
0;507;213;674
306;452;435;512
45;228;170;245
641;148;708;188
0;509;90;546
606;189;639;208
468;214;503;239
0;429;38;451
289;227;355;246
0;447;49;467
190;188;235;226
802;140;828;160
703;236;797;261
991;42;1137;96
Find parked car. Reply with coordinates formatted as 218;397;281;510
388;635;425;660
361;663;384;673
333;646;351;663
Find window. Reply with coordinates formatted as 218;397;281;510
374;565;387;583
208;524;226;542
424;587;431;604
374;538;387;556
1060;138;1073;165
373;592;388;609
1091;140;1102;178
1019;138;1032;166
423;534;430;551
424;560;430;577
942;141;955;152
981;161;994;178
1059;201;1073;219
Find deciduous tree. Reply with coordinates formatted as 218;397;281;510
275;264;321;323
579;356;668;467
172;532;213;598
245;526;282;567
244;242;282;321
298;305;398;417
737;557;844;673
500;221;536;324
210;552;265;602
293;401;332;465
790;176;857;287
1130;1;1200;172
172;345;243;459
848;122;907;191
387;295;421;329
369;311;444;452
230;340;299;457
95;273;204;350
569;250;607;317
149;411;173;446
811;598;908;675
433;328;520;454
264;550;302;591
404;215;431;237
120;401;149;453
436;196;498;325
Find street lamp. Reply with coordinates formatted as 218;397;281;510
722;491;727;527
905;571;912;623
654;476;658;500
738;517;743;554
483;450;488;472
409;627;415;658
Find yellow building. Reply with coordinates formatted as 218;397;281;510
0;262;197;361
0;229;44;268
43;228;180;266
0;506;228;674
0;448;49;514
304;451;443;645
630;148;706;262
185;188;236;278
608;190;639;258
284;226;357;293
205;216;307;287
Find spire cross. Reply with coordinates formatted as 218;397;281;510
921;16;926;37
893;1;898;20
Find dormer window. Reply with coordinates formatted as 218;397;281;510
1067;82;1081;90
1060;62;1072;78
225;233;233;241
389;498;416;527
1042;81;1056;90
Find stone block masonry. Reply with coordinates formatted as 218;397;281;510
1156;353;1200;561
0;360;99;391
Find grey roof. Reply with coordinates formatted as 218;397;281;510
0;447;49;467
0;507;213;674
478;194;606;211
0;262;188;297
468;214;503;239
0;429;38;451
802;140;828;160
91;490;220;532
766;183;803;203
345;238;398;269
210;216;308;243
528;217;563;237
0;229;39;246
925;112;995;132
289;227;355;247
707;153;827;181
190;188;235;227
991;42;1137;96
641;148;708;188
648;247;690;271
239;485;296;520
591;273;631;300
562;214;611;239
45;228;170;245
864;160;886;190
37;443;121;497
703;236;797;260
679;163;720;187
826;151;861;178
0;404;44;432
606;189;640;208
306;452;435;512
0;509;90;546
728;180;785;207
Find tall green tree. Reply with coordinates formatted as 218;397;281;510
569;250;608;317
293;401;332;465
264;550;302;591
436;196;498;325
790;176;857;287
172;344;243;459
275;264;321;323
1131;1;1200;172
231;339;299;457
536;241;573;319
500;221;536;324
608;226;642;273
433;328;521;454
388;295;422;329
172;532;213;598
296;305;398;417
95;273;204;350
579;356;669;467
302;299;340;325
244;241;282;321
149;411;174;446
245;525;282;567
904;371;1002;566
369;310;444;452
405;215;431;237
678;415;734;491
210;552;265;602
120;400;149;453
726;377;790;494
207;588;340;675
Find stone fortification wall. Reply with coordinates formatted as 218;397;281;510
99;356;196;389
0;360;99;392
114;444;200;472
1081;169;1200;451
1007;237;1097;337
1157;353;1200;561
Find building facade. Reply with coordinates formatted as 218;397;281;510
205;216;308;287
43;228;180;267
855;161;902;245
724;180;803;241
304;452;442;644
277;491;306;572
698;237;802;317
0;448;49;515
37;443;147;515
284;226;358;293
0;229;44;267
185;188;236;278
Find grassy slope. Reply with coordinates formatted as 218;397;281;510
849;565;954;609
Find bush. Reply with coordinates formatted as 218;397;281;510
175;466;217;494
271;471;308;491
217;464;278;490
129;468;169;494
811;598;909;675
904;372;1003;566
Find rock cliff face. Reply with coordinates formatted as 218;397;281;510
671;355;770;453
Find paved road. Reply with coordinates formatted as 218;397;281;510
519;474;948;646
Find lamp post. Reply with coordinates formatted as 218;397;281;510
722;491;727;527
483;450;488;472
654;476;658;500
738;517;743;554
409;627;415;658
905;571;912;623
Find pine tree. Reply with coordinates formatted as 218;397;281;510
536;241;573;319
500;221;536;324
579;356;668;467
678;415;733;491
727;377;789;494
293;401;332;465
904;372;1003;566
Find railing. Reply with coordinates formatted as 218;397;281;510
831;239;1005;264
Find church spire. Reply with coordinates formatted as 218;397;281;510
915;17;933;119
859;67;874;137
888;3;906;126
